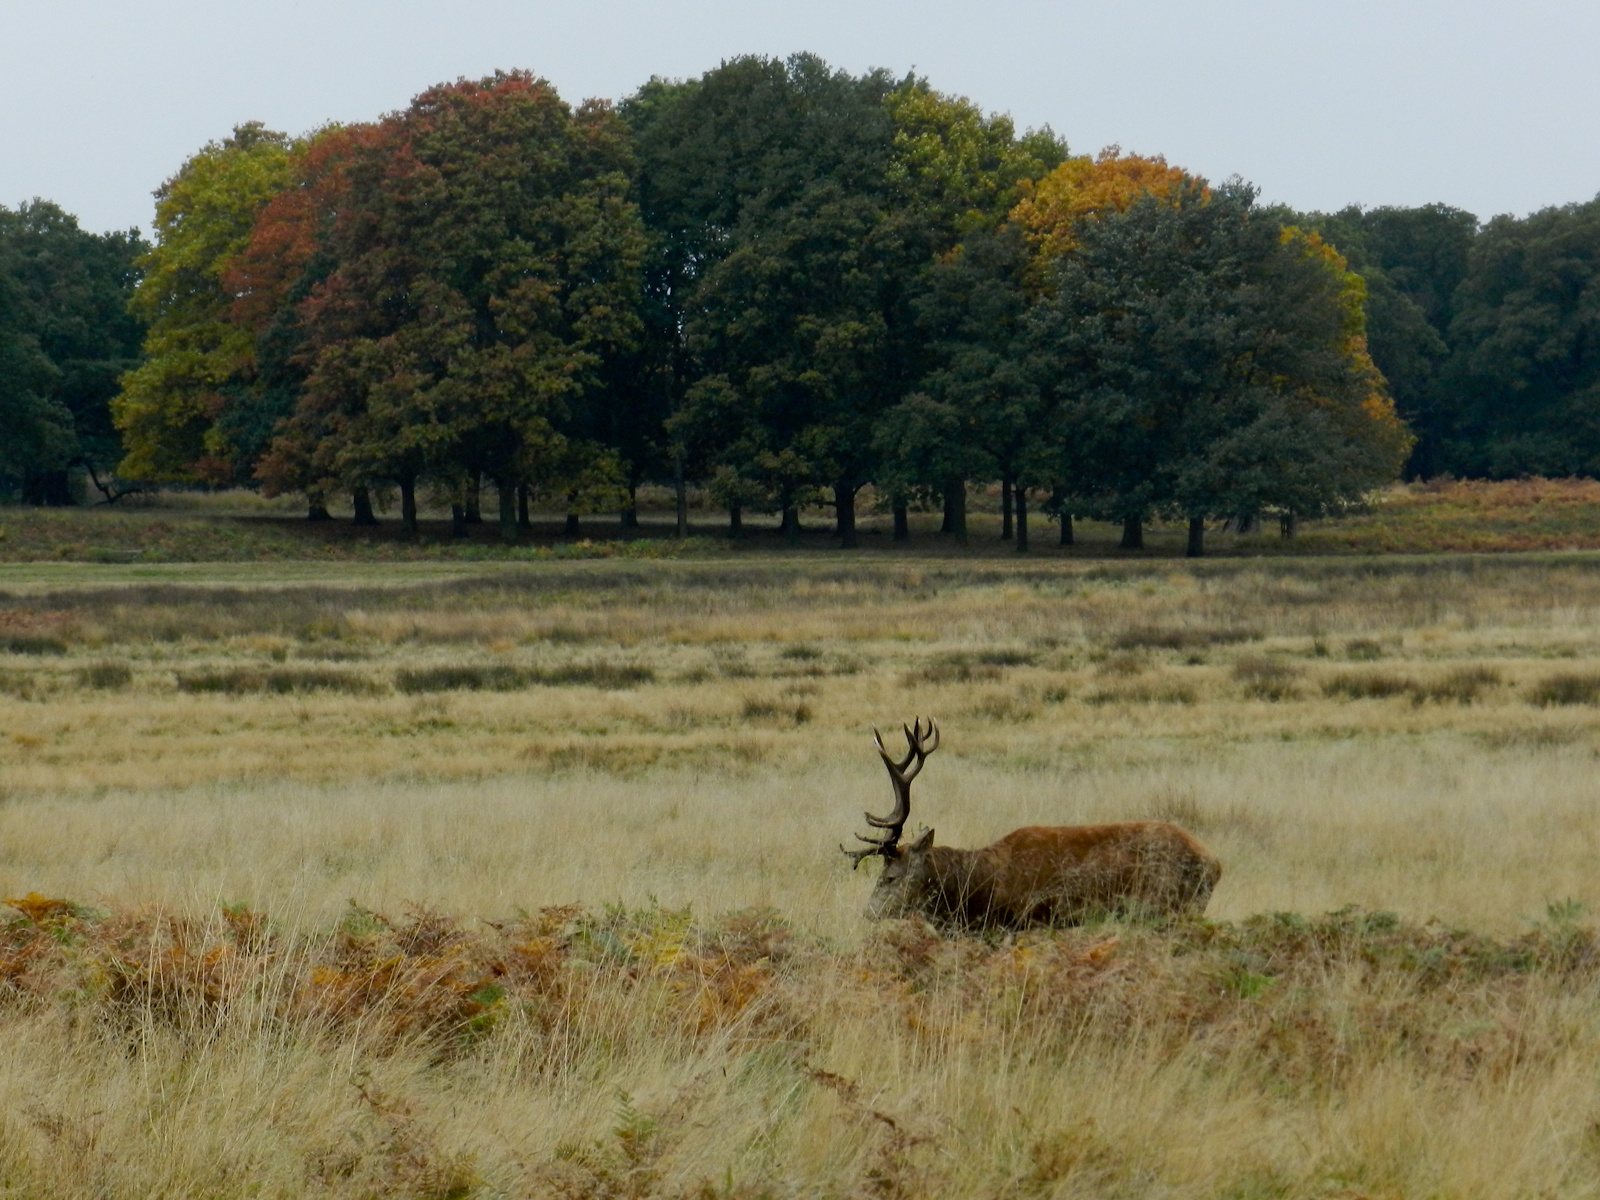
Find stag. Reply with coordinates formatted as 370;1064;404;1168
843;718;1221;929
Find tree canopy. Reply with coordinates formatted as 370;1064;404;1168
19;52;1600;533
0;201;145;501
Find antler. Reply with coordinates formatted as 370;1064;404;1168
842;717;940;868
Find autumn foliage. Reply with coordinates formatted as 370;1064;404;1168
1010;147;1195;267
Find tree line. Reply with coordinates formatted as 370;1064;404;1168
3;55;1597;549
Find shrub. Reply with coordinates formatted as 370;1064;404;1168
1232;657;1302;701
541;663;655;689
1;634;67;655
1322;671;1414;700
76;661;133;690
395;663;654;693
1345;638;1385;661
741;698;812;724
1413;665;1501;705
1094;652;1146;678
1529;672;1600;707
779;644;822;661
0;669;37;700
1111;626;1259;651
974;649;1037;667
906;653;1004;685
177;667;382;695
1085;681;1196;706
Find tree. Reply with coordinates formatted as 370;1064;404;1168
1010;149;1192;281
873;83;1067;542
0;201;146;502
259;74;644;538
112;123;292;482
1289;203;1477;477
1438;196;1600;477
0;264;69;490
1032;181;1412;554
880;225;1049;548
630;55;906;544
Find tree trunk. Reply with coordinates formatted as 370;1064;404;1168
353;487;377;526
1235;511;1260;535
517;483;530;530
564;512;581;538
1119;515;1143;550
464;475;483;524
781;505;800;544
1280;511;1298;539
893;500;909;542
1060;512;1074;547
400;478;418;533
306;501;332;522
941;487;954;535
498;479;518;543
835;482;857;549
1015;486;1029;552
451;503;467;538
22;469;74;506
674;449;688;538
621;484;640;531
946;478;968;544
729;505;742;538
1187;517;1205;558
1001;477;1014;540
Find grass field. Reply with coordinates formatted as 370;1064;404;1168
10;475;1600;562
7;505;1600;1195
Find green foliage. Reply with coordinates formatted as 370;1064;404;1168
1032;182;1413;533
259;74;645;535
1289;203;1476;477
1441;197;1600;477
0;201;147;501
113;123;292;483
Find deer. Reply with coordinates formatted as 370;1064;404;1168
842;718;1221;930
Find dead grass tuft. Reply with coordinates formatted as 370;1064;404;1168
176;666;384;696
1530;672;1600;707
74;661;132;690
1111;625;1260;651
1233;656;1302;701
1322;670;1415;700
1;634;67;656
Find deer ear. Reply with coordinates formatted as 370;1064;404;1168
909;827;935;853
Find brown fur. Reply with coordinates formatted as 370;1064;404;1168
867;821;1221;930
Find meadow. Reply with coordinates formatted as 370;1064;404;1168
7;507;1600;1195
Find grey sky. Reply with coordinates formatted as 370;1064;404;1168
3;0;1597;236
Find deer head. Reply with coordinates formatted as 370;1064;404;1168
842;717;939;869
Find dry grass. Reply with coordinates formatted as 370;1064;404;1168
5;552;1600;1194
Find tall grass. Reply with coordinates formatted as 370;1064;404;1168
5;554;1600;1193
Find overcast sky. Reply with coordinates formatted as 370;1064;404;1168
3;0;1596;236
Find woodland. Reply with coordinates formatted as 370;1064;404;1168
2;54;1599;553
